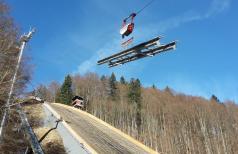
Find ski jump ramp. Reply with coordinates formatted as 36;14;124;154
45;103;158;154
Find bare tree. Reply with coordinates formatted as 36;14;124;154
0;1;32;100
47;81;60;102
41;71;238;153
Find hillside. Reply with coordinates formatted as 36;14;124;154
38;73;238;154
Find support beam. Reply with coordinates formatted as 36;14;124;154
98;36;176;67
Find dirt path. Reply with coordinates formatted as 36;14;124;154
50;103;154;154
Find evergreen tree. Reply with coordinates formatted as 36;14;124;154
211;94;220;103
164;86;173;95
109;72;117;100
128;78;142;104
58;75;73;104
128;78;142;136
152;84;156;89
120;76;126;84
100;75;106;81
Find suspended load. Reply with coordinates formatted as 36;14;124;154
121;37;134;47
98;36;177;67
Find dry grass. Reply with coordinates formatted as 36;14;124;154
24;103;67;154
0;101;67;153
0;109;29;153
24;103;45;128
34;127;66;154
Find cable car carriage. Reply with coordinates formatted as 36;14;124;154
120;13;136;38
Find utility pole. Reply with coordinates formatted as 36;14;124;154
0;28;35;141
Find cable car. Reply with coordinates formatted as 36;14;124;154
120;13;136;38
119;0;155;39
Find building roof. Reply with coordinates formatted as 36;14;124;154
72;96;84;101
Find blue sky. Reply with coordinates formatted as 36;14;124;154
7;0;238;102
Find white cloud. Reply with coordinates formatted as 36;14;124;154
73;35;146;78
135;0;231;36
156;11;202;33
76;60;95;75
205;0;231;18
73;36;122;75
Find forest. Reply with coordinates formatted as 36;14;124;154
36;73;238;154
